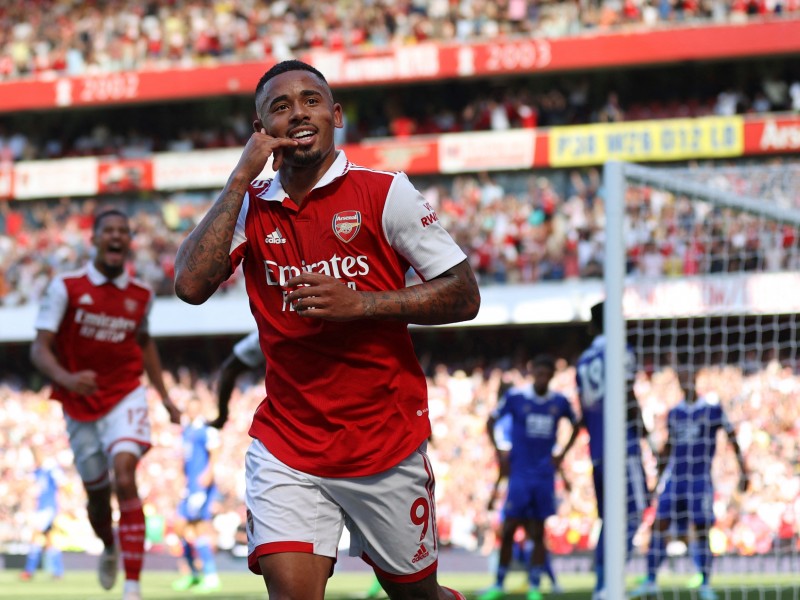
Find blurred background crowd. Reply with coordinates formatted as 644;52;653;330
2;0;799;83
1;0;799;580
1;357;797;561
0;70;798;161
2;161;799;307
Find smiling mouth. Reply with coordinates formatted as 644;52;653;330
290;129;317;145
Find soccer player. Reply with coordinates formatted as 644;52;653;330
632;367;748;600
171;396;221;593
173;60;480;600
30;209;181;600
208;330;264;430
480;355;577;600
19;446;65;581
574;301;650;600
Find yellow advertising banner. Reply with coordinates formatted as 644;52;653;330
548;116;744;167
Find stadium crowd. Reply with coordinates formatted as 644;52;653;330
1;357;797;563
2;0;799;82
2;162;799;307
1;70;799;162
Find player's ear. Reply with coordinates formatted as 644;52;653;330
253;118;264;133
333;103;343;129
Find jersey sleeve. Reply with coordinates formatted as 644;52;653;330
228;190;252;271
233;331;265;369
382;173;467;281
560;394;578;424
33;277;68;333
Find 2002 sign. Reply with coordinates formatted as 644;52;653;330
78;73;140;103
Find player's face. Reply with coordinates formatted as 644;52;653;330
92;214;131;277
532;365;554;394
255;70;343;168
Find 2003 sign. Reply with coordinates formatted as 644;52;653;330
484;40;552;72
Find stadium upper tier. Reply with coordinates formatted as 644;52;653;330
1;1;798;85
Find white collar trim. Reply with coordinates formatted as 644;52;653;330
87;262;129;289
256;150;350;202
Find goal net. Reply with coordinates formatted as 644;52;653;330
602;161;800;599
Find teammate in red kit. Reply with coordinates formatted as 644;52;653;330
174;60;480;600
31;209;181;600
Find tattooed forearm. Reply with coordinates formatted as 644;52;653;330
362;260;480;325
174;183;247;304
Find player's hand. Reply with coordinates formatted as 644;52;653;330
207;410;228;430
62;370;98;395
162;397;181;424
233;129;299;181
284;272;367;321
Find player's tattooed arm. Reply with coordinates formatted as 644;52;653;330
174;179;245;304
285;259;480;325
175;132;298;305
374;259;481;324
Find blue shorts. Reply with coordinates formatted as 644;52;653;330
655;477;714;530
503;476;554;521
178;486;217;522
592;457;649;522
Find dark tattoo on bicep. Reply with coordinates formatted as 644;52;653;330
182;191;242;278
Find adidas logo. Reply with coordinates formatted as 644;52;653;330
265;228;287;244
78;293;94;305
411;543;429;564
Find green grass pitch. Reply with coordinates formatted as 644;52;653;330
2;570;799;599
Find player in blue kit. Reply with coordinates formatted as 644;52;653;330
632;367;748;600
19;447;64;581
480;355;577;600
172;396;221;593
574;302;650;600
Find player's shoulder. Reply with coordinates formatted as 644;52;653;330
346;161;399;179
56;265;90;283
346;162;410;195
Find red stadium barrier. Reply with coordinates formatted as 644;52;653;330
1;20;799;112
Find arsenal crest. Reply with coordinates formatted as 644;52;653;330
124;298;138;313
332;210;361;243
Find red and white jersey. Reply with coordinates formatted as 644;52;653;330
230;151;466;477
34;262;153;422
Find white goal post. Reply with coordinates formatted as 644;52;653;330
602;160;800;599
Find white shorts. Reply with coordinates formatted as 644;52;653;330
245;440;440;582
65;386;152;489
